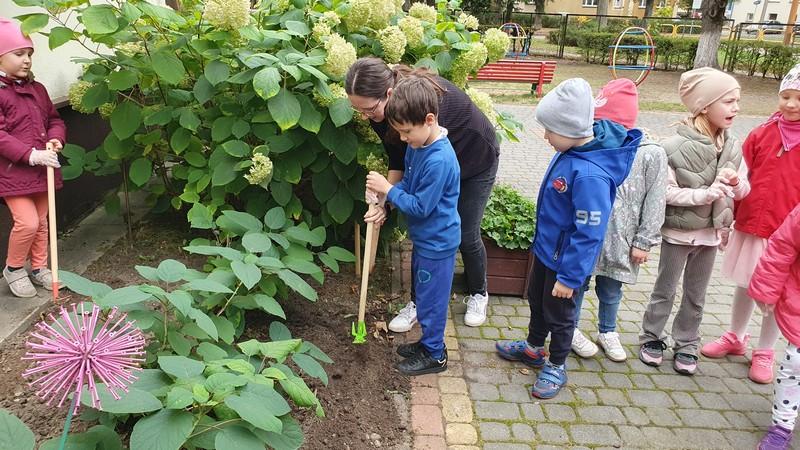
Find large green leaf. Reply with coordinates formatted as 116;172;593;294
0;409;34;450
20;13;49;36
297;95;323;133
110;101;142;139
277;270;317;301
279;376;318;407
40;425;122;450
326;188;354;224
166;386;194;409
179;108;201;131
48;26;74;50
165;290;193;316
158;355;206;379
205;373;246;394
253;294;285;318
183;245;244;261
259;339;301;362
108;70;138;91
292;353;328;385
79;385;162;414
285;226;325;246
170;128;191;154
317;120;357;164
183;279;234;294
224;393;282;433
311;170;337;203
151;50;186;85
220;210;263;234
264;207;286;230
326;246;356;262
129;409;193;450
216;426;264;450
188;309;219;341
82;5;119;34
242;232;272;253
188;203;214;229
284;20;310;36
60;270;112;299
205;60;230;86
96;285;153;308
253;67;281;100
268;88;301;131
256;416;304;450
329;98;353;127
211;157;237;186
82;83;110;111
157;259;188;283
222;140;251;157
231;260;261;289
129;157;153;186
197;342;228;361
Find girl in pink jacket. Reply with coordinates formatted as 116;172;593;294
749;203;800;450
0;18;64;297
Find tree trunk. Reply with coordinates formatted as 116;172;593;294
693;0;727;68
644;0;656;18
598;0;609;27
505;0;515;22
534;0;545;30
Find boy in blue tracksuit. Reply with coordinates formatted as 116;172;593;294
495;78;642;398
366;75;460;376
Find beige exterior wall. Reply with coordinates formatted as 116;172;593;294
516;0;666;19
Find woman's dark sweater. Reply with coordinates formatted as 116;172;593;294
369;77;499;180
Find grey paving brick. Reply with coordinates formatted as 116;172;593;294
511;422;536;441
521;403;545;421
597;388;629;406
622;406;650;425
725;392;774;411
543;404;576;422
456;325;482;338
746;410;773;428
629;374;656;389
499;383;532;403
697;361;729;377
475;401;520;420
616;425;648;448
483;444;532;450
578;405;626;424
465;367;510;384
570;424;621;446
492;305;517;316
501;327;528;340
675;408;730;428
722;410;755;429
567;371;604;388
721;430;761;449
698;378;732;393
578;357;603;372
479;421;511;441
480;327;501;339
722;376;753;393
573;387;598;405
459;338;497;353
463;351;497;366
629;390;676;408
673;428;732;449
601;373;633;389
644;406;682;427
536;423;570;444
509;316;531;328
489;315;510;328
640;427;684;449
469;382;500;401
650;374;700;391
721;363;751;379
598;357;633;373
670;391;699;408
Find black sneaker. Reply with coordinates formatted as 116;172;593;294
397;341;424;358
396;347;447;376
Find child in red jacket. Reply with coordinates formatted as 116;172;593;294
749;203;800;450
702;64;800;384
0;18;64;297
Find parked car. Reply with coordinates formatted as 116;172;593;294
744;20;786;34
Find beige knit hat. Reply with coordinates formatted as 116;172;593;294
678;67;740;117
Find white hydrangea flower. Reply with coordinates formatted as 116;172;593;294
270;0;291;14
313;82;348;107
362;152;388;172
483;28;511;62
345;0;399;31
409;3;437;23
204;0;251;30
344;0;371;30
465;87;497;125
321;10;341;27
244;153;274;187
449;42;488;87
117;42;145;56
398;16;424;49
98;103;116;119
68;80;94;114
379;26;407;63
323;33;357;78
458;13;479;31
312;22;331;41
355;117;383;144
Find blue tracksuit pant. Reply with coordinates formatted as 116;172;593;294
413;249;455;360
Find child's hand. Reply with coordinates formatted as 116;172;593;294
46;139;63;152
552;281;574;299
28;149;60;168
717;168;739;186
366;171;392;195
364;204;387;225
718;227;731;251
630;247;649;265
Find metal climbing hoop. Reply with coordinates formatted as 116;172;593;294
608;26;656;86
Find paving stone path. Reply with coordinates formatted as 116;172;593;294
403;107;799;449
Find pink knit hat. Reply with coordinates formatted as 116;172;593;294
594;78;639;129
0;18;34;57
678;67;739;117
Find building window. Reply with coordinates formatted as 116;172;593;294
769;13;778;20
583;0;598;7
658;0;666;7
746;12;754;21
639;0;646;7
613;0;623;7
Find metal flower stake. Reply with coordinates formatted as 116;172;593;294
22;303;146;449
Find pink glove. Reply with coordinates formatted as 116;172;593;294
28;149;60;168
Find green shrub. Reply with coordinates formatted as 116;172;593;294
480;185;536;250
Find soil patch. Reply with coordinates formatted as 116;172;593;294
0;213;410;448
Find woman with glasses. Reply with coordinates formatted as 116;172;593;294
346;57;500;332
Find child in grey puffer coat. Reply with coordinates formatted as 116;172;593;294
571;79;668;362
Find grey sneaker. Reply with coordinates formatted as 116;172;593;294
30;268;59;291
673;352;698;376
3;267;37;298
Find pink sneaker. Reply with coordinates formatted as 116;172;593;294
749;349;775;384
700;331;749;358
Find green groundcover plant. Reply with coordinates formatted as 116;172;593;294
480;184;536;251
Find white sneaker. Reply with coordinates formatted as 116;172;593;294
3;267;37;298
464;293;488;327
388;301;417;332
597;331;627;362
571;329;599;358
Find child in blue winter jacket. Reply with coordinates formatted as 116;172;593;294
496;78;641;398
366;75;461;376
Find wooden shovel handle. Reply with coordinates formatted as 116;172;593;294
47;166;59;293
357;205;378;323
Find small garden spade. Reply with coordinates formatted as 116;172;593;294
352;204;378;344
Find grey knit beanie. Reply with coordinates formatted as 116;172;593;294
535;78;595;139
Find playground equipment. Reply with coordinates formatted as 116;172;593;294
608;26;656;86
500;22;531;58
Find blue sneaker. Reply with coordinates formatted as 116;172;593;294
531;363;567;399
495;340;547;367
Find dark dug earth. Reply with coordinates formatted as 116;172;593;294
0;214;410;448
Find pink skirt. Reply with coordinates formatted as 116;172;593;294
721;229;769;288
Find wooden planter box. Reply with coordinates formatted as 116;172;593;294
483;237;533;299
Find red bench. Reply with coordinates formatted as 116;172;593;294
470;59;558;97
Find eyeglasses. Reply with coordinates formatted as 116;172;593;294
354;97;385;117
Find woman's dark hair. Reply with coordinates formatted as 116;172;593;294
345;57;447;99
